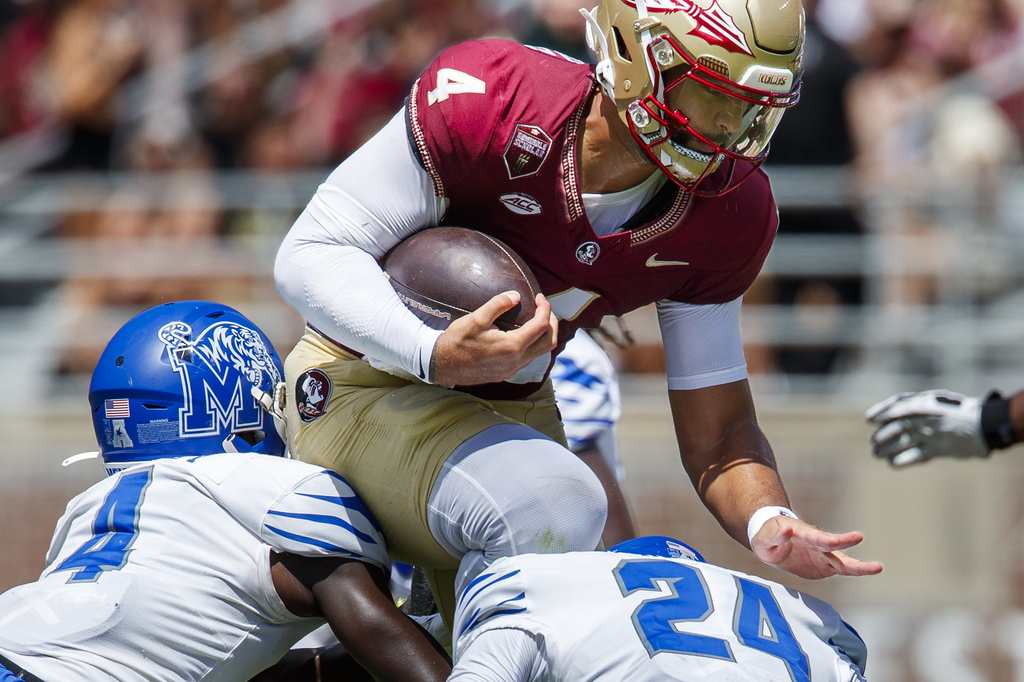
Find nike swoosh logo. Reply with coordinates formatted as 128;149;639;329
646;254;689;268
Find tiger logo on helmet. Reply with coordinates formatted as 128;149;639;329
582;0;804;196
159;317;282;440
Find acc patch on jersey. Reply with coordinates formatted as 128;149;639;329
503;124;552;180
499;192;542;216
295;369;332;423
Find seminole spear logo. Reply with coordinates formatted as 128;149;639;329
626;0;753;57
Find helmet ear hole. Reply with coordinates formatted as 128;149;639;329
233;429;266;447
612;26;631;62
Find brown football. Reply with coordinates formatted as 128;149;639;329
382;227;540;331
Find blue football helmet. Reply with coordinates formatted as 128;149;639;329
88;300;286;475
608;535;706;563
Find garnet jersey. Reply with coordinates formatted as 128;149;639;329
409;39;777;340
452;551;867;681
0;454;389;681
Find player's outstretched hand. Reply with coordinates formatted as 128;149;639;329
865;390;988;467
432;292;557;386
751;516;882;580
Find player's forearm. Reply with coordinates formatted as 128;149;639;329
985;389;1024;449
274;107;449;378
317;567;451;682
275;228;440;378
1010;392;1024;443
684;426;790;548
343;617;452;682
669;385;791;547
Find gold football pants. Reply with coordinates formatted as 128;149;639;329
283;328;566;622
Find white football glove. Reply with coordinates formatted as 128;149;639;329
865;390;988;467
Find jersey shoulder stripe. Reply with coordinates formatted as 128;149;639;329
460;592;528;642
296;471;384;534
456;567;527;640
262;468;389;570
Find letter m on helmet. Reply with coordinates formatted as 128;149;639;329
160;320;281;439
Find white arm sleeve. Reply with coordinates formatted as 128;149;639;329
274;108;447;380
657;297;747;390
450;628;547;682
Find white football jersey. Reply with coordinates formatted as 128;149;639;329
452;552;867;681
0;453;389;682
550;330;623;479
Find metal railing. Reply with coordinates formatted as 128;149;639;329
2;165;1024;409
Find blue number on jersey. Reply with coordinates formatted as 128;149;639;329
55;467;153;582
735;577;811;682
614;559;733;660
615;559;810;681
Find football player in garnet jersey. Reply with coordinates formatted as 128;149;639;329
274;0;881;630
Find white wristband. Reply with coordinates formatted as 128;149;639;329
747;505;798;545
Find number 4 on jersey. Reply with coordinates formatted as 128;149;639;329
427;68;485;105
735;578;812;682
55;468;152;582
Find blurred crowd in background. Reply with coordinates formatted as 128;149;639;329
2;0;1024;382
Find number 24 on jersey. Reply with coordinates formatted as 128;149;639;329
616;559;812;682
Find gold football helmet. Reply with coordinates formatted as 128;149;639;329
582;0;805;196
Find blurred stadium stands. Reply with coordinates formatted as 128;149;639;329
6;165;1024;408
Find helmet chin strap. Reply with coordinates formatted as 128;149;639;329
252;382;287;445
61;450;100;468
222;434;242;453
580;7;614;97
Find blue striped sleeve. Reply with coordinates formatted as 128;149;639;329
261;470;390;570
